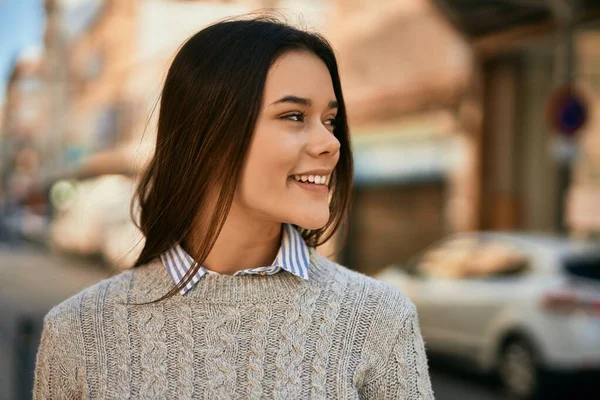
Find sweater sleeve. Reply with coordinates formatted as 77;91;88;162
359;307;435;399
33;316;81;400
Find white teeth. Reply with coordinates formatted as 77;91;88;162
293;174;330;185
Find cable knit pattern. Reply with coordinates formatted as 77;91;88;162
106;272;132;398
246;304;271;399
411;311;432;398
204;305;240;399
138;300;168;399
305;266;344;398
33;250;435;399
274;284;320;400
80;283;107;398
173;300;195;399
394;324;409;397
33;319;77;399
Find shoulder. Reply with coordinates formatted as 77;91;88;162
43;269;134;330
309;249;416;324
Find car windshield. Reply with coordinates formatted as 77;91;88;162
563;254;600;281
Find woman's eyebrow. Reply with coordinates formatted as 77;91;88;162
270;95;338;109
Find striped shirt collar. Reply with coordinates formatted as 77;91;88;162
160;223;310;295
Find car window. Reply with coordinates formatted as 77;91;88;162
417;237;530;279
563;254;600;281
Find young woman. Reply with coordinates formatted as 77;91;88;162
33;17;434;399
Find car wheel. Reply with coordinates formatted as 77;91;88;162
498;337;544;399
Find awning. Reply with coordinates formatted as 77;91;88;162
351;113;461;186
434;0;600;55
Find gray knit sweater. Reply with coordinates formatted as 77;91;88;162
33;249;434;399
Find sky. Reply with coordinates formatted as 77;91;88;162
0;0;46;106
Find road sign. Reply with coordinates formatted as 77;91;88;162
545;85;588;137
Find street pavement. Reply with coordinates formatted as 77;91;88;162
0;244;508;400
428;358;506;400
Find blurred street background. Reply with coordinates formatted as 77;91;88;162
2;0;600;399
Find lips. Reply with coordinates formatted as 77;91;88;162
291;178;329;194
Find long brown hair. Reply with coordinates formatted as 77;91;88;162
131;16;353;302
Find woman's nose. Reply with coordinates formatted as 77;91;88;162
306;123;341;158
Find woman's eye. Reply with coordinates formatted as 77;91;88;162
284;113;305;122
325;117;337;129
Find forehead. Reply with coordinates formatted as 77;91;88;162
263;50;336;104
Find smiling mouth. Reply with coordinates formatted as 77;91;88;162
292;174;331;186
289;173;332;194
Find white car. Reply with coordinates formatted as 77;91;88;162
375;232;600;399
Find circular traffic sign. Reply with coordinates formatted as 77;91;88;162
545;85;588;136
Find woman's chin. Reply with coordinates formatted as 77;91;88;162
291;211;330;231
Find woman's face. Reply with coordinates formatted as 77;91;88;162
234;50;341;230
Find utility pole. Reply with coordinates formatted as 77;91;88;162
549;0;581;233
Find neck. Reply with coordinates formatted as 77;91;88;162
184;203;282;275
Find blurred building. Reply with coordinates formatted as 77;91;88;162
1;0;137;184
334;0;600;272
328;0;472;272
436;0;600;239
0;0;46;192
44;0;137;174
